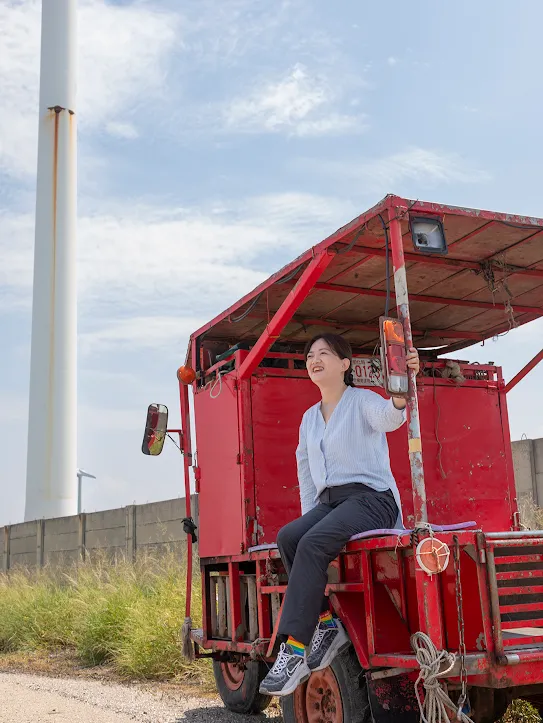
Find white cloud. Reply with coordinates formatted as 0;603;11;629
105;122;139;140
0;0;180;178
80;403;149;433
1;191;357;336
296;113;368;137
363;147;490;186
0;0;361;171
79;316;205;356
77;2;179;125
179;0;296;68
387;56;398;66
374;147;491;185
224;64;365;137
303;147;491;193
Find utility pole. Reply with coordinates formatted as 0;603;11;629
25;1;78;521
77;469;96;515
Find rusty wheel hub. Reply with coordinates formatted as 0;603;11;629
294;668;343;723
221;661;245;691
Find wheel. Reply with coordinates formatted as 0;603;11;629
281;647;371;723
213;659;272;714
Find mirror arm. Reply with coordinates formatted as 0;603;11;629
167;429;184;453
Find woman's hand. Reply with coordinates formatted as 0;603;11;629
406;347;420;375
391;348;420;409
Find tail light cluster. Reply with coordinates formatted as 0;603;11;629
379;317;409;396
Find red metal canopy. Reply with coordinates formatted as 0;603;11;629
190;194;543;356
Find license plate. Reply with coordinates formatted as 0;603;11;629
352;356;383;387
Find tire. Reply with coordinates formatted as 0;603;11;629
213;659;272;714
281;646;371;723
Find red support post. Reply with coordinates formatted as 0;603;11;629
505;348;543;394
388;209;428;524
179;382;194;619
388;206;445;649
238;251;333;380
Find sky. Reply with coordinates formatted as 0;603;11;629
1;0;543;526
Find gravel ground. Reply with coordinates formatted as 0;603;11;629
0;672;281;723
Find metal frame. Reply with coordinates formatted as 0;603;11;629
242;312;484;341
310;281;542;315
188;194;543;356
237;251;333;380
180;194;543;703
186;194;542;643
331;242;543;280
178;383;195;619
505;348;543;393
193;530;543;688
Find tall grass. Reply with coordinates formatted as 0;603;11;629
0;551;211;684
520;496;543;530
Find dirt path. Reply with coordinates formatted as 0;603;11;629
0;672;280;723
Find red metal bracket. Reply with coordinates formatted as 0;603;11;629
237;251;334;380
505;348;543;393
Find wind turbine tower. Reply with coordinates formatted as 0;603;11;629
25;0;78;521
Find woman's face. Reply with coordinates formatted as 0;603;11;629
306;338;350;387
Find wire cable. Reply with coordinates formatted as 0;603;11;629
377;214;391;317
230;292;264;323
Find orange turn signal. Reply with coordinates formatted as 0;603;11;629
177;365;196;385
383;319;405;345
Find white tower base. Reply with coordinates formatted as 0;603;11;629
25;0;78;522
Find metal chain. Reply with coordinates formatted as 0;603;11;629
453;536;468;719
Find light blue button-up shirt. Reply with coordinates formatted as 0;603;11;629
296;385;406;527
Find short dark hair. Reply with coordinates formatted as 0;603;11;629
303;333;354;386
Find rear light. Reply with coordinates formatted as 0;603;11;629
177;365;196;385
409;215;447;255
379;317;408;396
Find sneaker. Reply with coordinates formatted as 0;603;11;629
307;619;350;672
259;642;311;697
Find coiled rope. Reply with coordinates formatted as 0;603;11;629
411;632;474;723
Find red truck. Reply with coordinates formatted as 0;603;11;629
143;194;543;722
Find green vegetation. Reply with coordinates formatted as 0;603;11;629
0;552;211;685
500;699;542;723
0;552;541;721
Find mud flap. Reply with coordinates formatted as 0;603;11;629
366;672;420;723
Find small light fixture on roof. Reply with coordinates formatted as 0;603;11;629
409;215;447;255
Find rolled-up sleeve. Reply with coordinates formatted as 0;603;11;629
364;392;406;433
296;417;318;515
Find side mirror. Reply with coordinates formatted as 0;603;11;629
142;403;169;456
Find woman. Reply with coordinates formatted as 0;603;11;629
259;333;420;697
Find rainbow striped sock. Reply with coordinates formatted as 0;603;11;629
319;612;337;628
286;636;305;657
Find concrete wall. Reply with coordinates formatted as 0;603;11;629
1;496;198;571
512;438;543;507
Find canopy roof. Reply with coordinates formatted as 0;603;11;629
190;195;543;357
